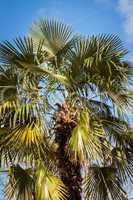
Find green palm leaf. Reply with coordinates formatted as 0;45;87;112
0;37;71;87
84;165;126;200
67;110;108;163
12;103;42;127
111;147;133;184
0;122;50;163
5;165;34;200
35;161;68;200
0;65;18;115
0;37;45;67
30;18;73;56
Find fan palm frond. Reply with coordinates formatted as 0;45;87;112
111;147;133;184
107;90;133;114
30;18;73;57
12;103;42;127
84;165;126;200
0;37;71;87
84;34;128;83
67;110;108;163
0;37;45;67
0;41;44;110
66;34;130;90
5;165;34;200
0;121;50;163
35;161;68;200
0;65;18;115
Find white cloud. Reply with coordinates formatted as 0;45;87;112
118;0;133;41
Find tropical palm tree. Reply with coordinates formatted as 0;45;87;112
0;18;133;200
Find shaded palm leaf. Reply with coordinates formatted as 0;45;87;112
0;38;49;100
84;165;126;200
111;147;133;184
0;65;18;115
0;37;45;67
0;37;71;88
84;35;128;85
107;90;133;113
5;165;34;200
65;35;131;98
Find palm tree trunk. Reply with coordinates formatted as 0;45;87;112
56;135;82;200
54;103;82;200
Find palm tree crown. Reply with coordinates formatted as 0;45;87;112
0;18;133;200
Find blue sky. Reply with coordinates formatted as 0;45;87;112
0;0;133;60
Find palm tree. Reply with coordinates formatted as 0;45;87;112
0;18;133;200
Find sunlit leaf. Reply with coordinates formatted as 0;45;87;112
30;18;73;56
67;110;108;163
35;161;68;200
0;122;50;163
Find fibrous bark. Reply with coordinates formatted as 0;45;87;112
54;102;82;200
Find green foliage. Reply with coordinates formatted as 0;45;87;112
30;18;73;56
35;161;68;200
84;166;126;200
5;165;34;200
67;110;108;163
0;18;132;200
